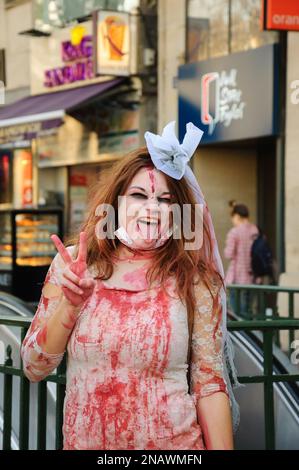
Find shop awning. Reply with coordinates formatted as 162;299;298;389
0;78;125;144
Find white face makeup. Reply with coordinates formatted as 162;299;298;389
115;167;174;250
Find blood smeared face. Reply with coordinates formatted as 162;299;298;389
116;167;174;250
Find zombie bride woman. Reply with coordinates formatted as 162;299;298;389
21;121;239;450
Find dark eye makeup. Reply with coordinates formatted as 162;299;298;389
129;192;172;204
130;192;147;199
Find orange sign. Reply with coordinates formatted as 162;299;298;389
262;0;299;31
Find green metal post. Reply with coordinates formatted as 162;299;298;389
263;328;275;450
288;292;295;353
37;381;47;450
19;327;30;450
55;355;66;450
3;346;13;450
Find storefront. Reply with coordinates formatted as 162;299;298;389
0;12;154;299
36;79;141;235
0;76;141;297
0;12;146;225
0;77;139;208
178;43;281;273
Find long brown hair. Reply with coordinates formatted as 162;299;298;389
67;147;224;350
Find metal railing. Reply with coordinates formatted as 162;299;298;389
0;315;66;450
1;304;299;449
228;318;299;450
227;284;299;320
227;284;299;355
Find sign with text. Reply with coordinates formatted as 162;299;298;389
178;44;280;144
31;13;136;94
31;21;94;94
262;0;299;31
0;119;62;145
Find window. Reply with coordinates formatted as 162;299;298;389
186;0;278;63
187;0;229;62
231;0;277;53
33;0;140;31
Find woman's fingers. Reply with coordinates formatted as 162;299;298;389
61;287;81;307
51;235;73;265
61;277;84;296
63;267;81;286
77;231;88;264
50;230;94;303
79;278;95;289
62;270;95;293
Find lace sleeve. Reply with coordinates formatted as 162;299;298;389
190;279;229;403
20;250;69;382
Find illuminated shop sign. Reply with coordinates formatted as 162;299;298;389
178;44;280;144
94;11;131;76
43;12;131;88
31;11;134;93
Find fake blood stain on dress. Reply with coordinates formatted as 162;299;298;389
21;245;228;450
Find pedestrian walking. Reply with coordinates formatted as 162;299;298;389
224;203;259;315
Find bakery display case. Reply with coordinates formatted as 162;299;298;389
0;207;63;302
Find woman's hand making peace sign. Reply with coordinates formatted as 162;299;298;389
50;231;95;307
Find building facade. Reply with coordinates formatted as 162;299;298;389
1;0;299;298
0;0;157;297
0;0;157;231
158;0;299;298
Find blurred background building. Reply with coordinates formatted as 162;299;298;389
0;0;157;298
158;0;299;302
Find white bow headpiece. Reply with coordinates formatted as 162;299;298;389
144;121;203;180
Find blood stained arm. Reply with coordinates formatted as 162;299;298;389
21;232;95;382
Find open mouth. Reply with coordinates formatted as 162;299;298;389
137;218;159;226
136;218;160;239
